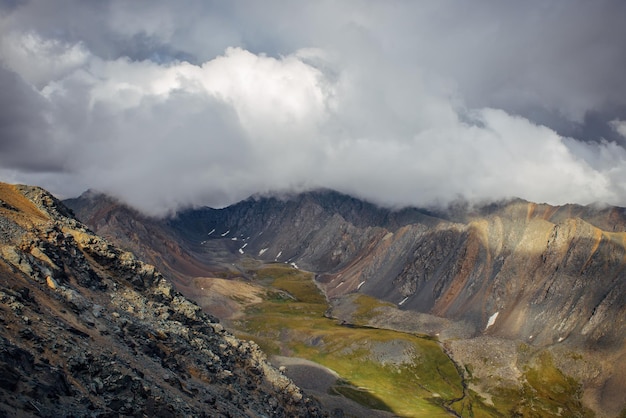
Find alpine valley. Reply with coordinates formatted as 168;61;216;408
63;188;626;417
3;182;623;417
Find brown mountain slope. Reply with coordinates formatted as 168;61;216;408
333;204;626;349
0;183;325;417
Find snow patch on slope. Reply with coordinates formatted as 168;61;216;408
485;312;499;330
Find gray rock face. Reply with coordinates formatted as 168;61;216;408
0;183;326;417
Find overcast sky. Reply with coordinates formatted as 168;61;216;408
1;0;626;216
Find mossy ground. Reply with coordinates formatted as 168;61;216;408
225;263;591;417
486;352;594;417
349;293;396;323
231;264;462;416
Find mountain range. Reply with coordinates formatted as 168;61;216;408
65;188;626;417
0;182;621;416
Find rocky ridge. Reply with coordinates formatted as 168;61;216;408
0;183;326;417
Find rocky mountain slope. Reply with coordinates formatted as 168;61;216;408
0;183;326;417
66;189;626;417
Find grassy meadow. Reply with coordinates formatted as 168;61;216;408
219;263;592;417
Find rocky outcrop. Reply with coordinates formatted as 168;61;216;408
0;183;326;417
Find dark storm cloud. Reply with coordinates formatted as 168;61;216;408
1;0;626;215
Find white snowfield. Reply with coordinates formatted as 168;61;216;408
485;312;499;330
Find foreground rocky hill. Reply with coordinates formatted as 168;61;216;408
66;189;626;417
0;183;326;417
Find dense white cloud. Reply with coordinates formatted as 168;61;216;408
0;31;89;87
1;1;626;216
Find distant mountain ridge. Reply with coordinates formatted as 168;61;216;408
66;189;626;347
66;188;626;417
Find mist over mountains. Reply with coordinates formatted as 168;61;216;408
2;1;626;215
2;2;626;416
